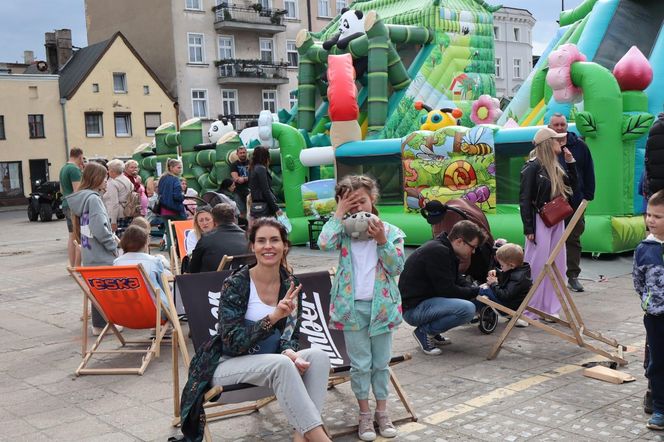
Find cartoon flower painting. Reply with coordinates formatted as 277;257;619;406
470;95;502;125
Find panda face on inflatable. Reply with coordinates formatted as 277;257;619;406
323;8;365;51
208;118;234;144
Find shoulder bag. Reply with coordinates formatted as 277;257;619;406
539;195;573;228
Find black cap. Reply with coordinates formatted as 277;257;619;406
421;200;446;225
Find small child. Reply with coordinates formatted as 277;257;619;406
317;175;405;441
634;190;664;430
478;243;533;327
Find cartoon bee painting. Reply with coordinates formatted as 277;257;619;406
460;126;493;155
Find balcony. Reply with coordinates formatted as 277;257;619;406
213;3;287;34
218;114;260;130
216;59;289;85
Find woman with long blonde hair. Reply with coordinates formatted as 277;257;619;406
66;161;119;335
519;127;578;318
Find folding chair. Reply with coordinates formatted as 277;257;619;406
68;265;187;376
171;269;417;440
216;253;257;271
476;200;628;365
168;219;194;275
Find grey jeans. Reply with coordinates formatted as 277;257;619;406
212;348;330;435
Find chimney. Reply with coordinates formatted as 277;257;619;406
24;50;34;65
55;29;73;69
45;32;57;73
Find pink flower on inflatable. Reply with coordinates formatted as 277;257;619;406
470;95;502;125
613;46;653;91
546;43;586;103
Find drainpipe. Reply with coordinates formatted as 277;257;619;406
60;97;69;161
306;0;312;31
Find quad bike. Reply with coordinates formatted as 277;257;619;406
27;180;65;222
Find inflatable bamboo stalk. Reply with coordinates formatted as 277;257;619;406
386;25;433;45
365;11;389;134
296;30;320;131
272;122;307;218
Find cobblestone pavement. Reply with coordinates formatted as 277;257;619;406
0;209;659;441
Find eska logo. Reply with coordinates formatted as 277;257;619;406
87;277;141;291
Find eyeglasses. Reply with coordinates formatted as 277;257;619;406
463;239;478;252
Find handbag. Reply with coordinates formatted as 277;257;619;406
250;201;270;218
539;195;573;227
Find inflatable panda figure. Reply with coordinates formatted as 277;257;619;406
343;211;380;241
208;117;235;144
258;110;275;148
322;8;368;81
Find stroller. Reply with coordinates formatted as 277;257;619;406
200;191;247;229
421;198;501;334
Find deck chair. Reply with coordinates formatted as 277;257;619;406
168;219;194;275
68;264;186;376
476;200;628;366
171;269;417;440
216;253;257;271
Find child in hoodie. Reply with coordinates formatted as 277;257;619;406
634;190;664;430
476;243;532;323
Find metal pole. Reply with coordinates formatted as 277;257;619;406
562;0;565;11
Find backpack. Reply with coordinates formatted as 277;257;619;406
122;181;142;218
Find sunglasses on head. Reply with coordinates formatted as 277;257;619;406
196;205;212;214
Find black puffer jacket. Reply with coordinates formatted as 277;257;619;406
489;263;532;311
519;158;578;235
646;113;664;198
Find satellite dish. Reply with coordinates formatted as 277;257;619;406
36;61;48;72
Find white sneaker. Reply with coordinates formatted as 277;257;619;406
543;313;560;323
515;318;529;328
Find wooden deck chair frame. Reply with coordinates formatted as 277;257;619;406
68;265;188;376
216;253;257;272
476;200;628;366
168;219;195;276
169;269;417;441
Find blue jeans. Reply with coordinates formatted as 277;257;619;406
403;297;475;336
343;300;393;401
472;288;500;310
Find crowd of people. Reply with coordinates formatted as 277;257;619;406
58;111;664;438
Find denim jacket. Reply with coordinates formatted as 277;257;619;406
317;216;405;336
633;236;664;315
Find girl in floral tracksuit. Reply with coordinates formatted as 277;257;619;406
317;175;405;441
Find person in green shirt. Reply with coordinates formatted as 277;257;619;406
60;147;84;267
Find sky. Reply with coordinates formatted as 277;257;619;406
0;0;585;63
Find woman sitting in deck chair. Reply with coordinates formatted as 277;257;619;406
178;218;331;442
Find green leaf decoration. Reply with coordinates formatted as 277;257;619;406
622;113;654;141
575;112;597;138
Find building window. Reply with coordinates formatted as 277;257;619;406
513;27;520;42
143;85;150;95
259;38;274;63
114;113;132;137
28;86;38;99
259;0;271;9
92;83;99;93
28;114;45;138
284;0;297;18
113;73;127;93
221;89;238;115
262;90;277;113
495;58;502;78
493;26;499;40
218;36;234;59
185;0;202;10
287;40;298;66
188;33;205;63
0;162;23;198
144;113;161;137
289;91;297;109
513;58;522;79
192;89;208;118
0;116;5;140
85;112;103;137
336;0;347;14
318;0;330;17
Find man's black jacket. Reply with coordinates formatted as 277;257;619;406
189;223;248;273
399;233;479;310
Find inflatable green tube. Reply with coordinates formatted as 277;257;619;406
271;122;307;219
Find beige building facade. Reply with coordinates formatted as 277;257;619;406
86;0;340;132
61;33;177;160
0;74;66;204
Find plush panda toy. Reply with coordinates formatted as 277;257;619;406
208;117;235;144
343;211;380;241
322;8;368;80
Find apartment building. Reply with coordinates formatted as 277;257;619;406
493;7;535;99
85;0;339;132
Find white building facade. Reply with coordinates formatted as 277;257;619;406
493;7;535;99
